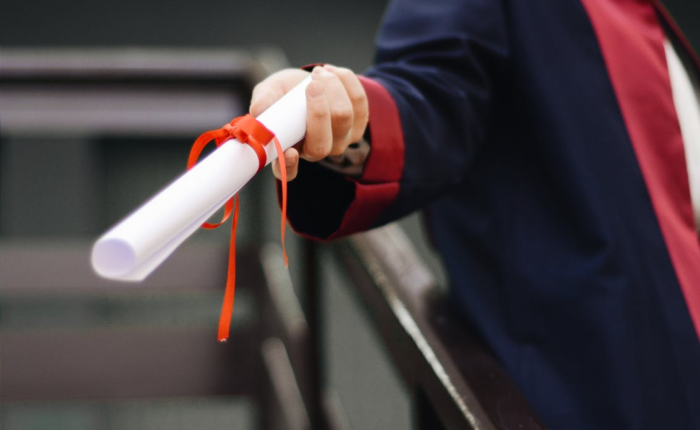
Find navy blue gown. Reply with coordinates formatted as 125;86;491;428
284;1;700;428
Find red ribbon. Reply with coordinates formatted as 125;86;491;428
188;114;288;342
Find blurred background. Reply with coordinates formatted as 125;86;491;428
1;1;698;430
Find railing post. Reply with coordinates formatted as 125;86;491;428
303;239;324;430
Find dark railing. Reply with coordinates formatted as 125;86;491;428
333;225;548;430
0;49;545;430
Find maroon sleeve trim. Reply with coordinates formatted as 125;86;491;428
277;75;406;241
322;76;406;239
356;76;405;184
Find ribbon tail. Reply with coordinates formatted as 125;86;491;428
202;197;234;229
188;115;288;342
272;137;289;267
189;129;234;229
217;195;240;342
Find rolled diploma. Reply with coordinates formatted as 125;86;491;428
91;76;312;281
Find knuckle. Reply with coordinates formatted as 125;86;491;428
330;135;351;156
348;89;365;105
334;67;353;77
322;73;342;87
329;146;347;157
351;126;366;143
309;107;328;121
314;69;330;81
337;68;358;86
331;106;353;125
305;145;330;161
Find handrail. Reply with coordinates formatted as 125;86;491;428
334;224;548;430
0;48;286;83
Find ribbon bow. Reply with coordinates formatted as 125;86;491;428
188;114;288;342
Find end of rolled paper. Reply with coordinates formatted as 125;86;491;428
91;238;137;280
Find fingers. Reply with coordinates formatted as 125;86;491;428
310;66;354;156
250;69;310;117
324;65;369;143
301;79;333;161
253;65;368;183
272;148;300;181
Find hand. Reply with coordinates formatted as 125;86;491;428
249;65;369;181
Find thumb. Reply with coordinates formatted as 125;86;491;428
272;148;300;181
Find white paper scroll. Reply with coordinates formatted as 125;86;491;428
91;76;312;281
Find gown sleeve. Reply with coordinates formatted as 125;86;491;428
283;0;509;240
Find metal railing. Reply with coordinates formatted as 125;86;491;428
332;225;547;430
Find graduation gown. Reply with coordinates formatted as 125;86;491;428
284;0;700;428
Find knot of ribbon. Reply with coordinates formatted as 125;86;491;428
188;114;288;342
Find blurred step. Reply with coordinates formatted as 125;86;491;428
1;397;256;430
